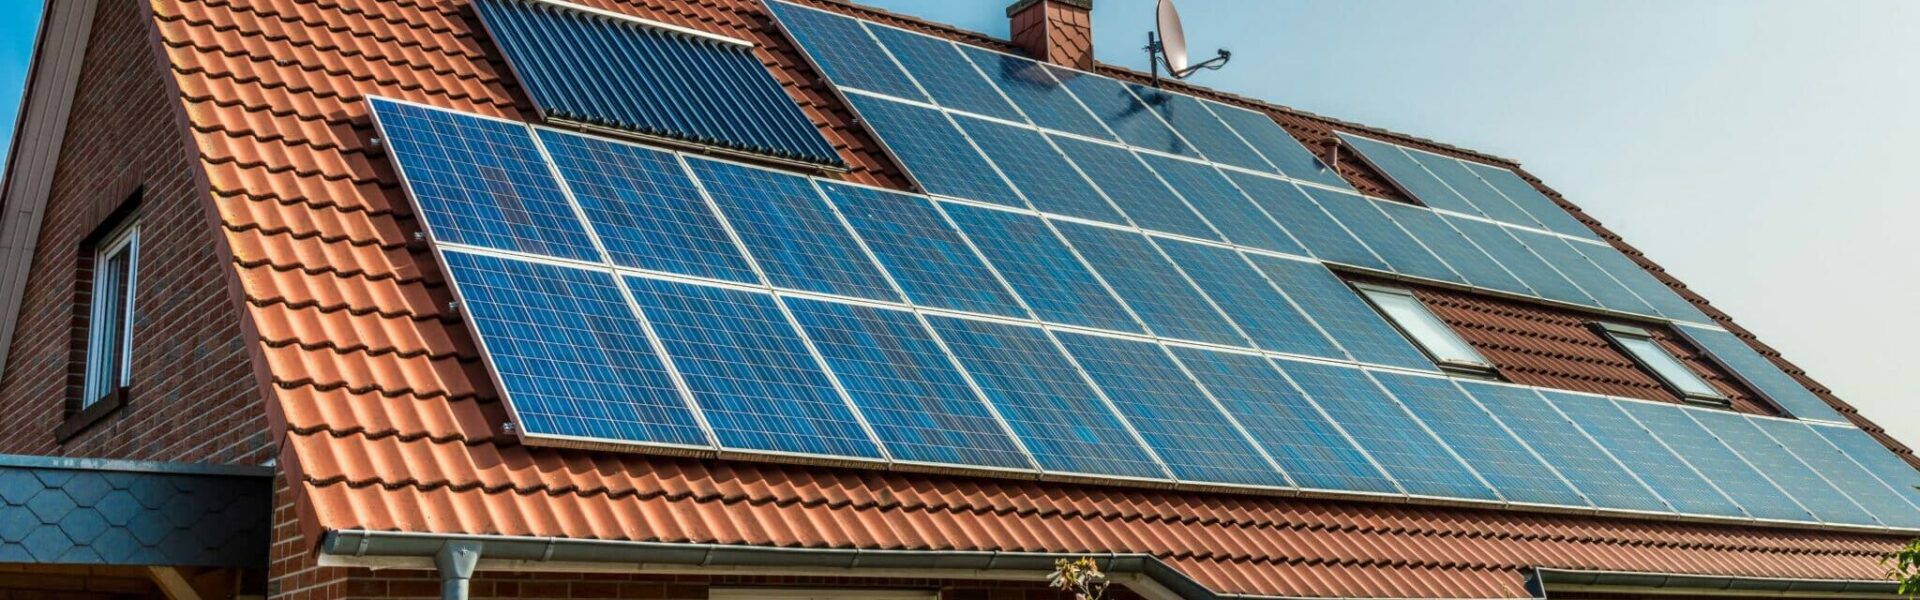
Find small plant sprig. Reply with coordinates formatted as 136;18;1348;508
1888;537;1920;598
1050;557;1111;600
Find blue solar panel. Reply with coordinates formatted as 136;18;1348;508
1127;84;1270;171
623;276;882;459
1056;223;1245;346
1459;383;1668;512
1306;189;1464;284
1402;149;1541;227
1138;154;1306;255
1615;400;1812;522
1509;228;1655;315
865;25;1022;121
1688;410;1877;526
1335;133;1481;216
924;316;1167;479
371;98;600;262
1052;136;1218;240
955;46;1113;140
1279;361;1497;501
1226;173;1389;271
1156;240;1343;359
1816;426;1920;512
536;129;758;283
1048;67;1196;157
940;204;1141;332
1462;161;1601;240
764;1;923;101
1750;418;1920;529
1573;241;1711;323
1055;332;1287;487
685;157;899;302
1540;390;1746;518
952;116;1126;223
442;251;706;447
1442;216;1596;306
1374;373;1585;507
844;94;1025;207
1677;325;1845;422
1172;348;1398;494
783;297;1032;470
1245;255;1435;371
1207;101;1351;189
1373;202;1531;295
821;182;1027;317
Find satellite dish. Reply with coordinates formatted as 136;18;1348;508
1156;0;1189;74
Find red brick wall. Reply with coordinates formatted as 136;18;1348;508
0;0;265;464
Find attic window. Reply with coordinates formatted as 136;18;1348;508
1596;322;1727;406
472;0;844;169
82;220;139;409
1354;283;1494;376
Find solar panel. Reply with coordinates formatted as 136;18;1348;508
1508;228;1656;315
1460;383;1669;512
1687;409;1876;526
1374;373;1586;507
1572;241;1711;323
865;25;1023;122
1226;173;1389;270
623;276;883;459
1052;136;1218;240
442;250;707;447
1402;148;1541;227
1614;400;1812;522
1137;153;1306;255
684;157;899;301
1054;332;1288;487
1155;240;1344;359
783;297;1033;470
1676;325;1845;422
1815;426;1920;512
952;115;1127;224
1280;361;1497;501
1245;255;1435;371
1461;161;1601;240
821;181;1028;317
1335;133;1481;216
763;0;924;101
1205;101;1352;189
1055;223;1246;346
1305;188;1465;284
1373;201;1532;295
1048;66;1197;157
1127;84;1271;171
844;94;1025;207
939;203;1141;332
536;129;758;283
1539;390;1746;518
924;316;1168;479
371;98;600;262
1172;348;1398;494
1442;215;1596;306
1749;418;1920;528
954;45;1113;140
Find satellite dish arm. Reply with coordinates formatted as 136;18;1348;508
1175;48;1230;78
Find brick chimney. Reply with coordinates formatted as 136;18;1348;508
1007;0;1094;70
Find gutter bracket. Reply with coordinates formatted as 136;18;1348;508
434;541;483;600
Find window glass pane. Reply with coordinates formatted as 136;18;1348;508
85;229;137;405
1361;287;1485;367
1616;333;1721;399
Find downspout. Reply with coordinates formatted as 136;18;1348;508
434;541;482;600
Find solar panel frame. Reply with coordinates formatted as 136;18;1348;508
1126;83;1273;171
1508;227;1657;315
1245;254;1437;371
1204;100;1353;189
1227;172;1391;271
1815;425;1920;512
1461;160;1603;240
1137;153;1308;256
863;23;1024;122
1539;390;1748;518
1279;360;1499;502
1749;417;1920;529
683;156;901;302
843;93;1028;208
951;115;1129;224
1373;201;1533;295
1402;148;1542;228
939;203;1144;332
1442;215;1597;306
1686;408;1877;526
1614;399;1814;523
1675;324;1847;422
1335;133;1482;216
1048;65;1198;157
1155;240;1346;360
1306;188;1466;284
1571;241;1711;323
1051;135;1220;240
1457;382;1672;513
1373;372;1587;508
1055;222;1249;347
762;0;926;101
819;181;1030;318
953;44;1116;140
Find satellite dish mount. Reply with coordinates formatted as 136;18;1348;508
1147;0;1230;86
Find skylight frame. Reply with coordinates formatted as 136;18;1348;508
1594;322;1729;407
1351;282;1496;377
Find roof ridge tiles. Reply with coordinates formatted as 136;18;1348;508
165;0;487;60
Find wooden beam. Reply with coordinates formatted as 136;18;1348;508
146;567;203;600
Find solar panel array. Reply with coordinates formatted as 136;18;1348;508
372;96;1920;531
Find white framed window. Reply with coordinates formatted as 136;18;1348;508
82;221;139;407
1355;283;1495;375
1595;322;1726;405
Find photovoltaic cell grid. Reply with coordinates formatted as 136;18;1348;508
1678;324;1847;422
378;98;1920;531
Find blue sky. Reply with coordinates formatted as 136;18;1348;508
0;1;1914;446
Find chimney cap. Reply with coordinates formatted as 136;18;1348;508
1007;0;1092;19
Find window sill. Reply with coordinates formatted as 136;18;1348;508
55;387;125;443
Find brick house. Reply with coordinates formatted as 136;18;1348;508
0;0;1915;598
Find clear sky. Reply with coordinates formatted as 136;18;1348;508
0;1;1913;447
